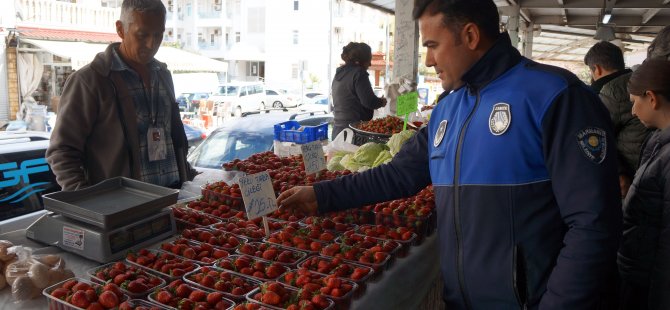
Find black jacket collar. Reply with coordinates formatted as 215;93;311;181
461;32;523;93
590;69;632;93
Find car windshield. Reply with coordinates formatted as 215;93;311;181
218;86;239;96
189;131;273;169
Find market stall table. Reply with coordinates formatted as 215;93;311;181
0;229;439;309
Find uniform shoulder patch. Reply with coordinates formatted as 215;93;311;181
434;120;448;147
576;127;607;164
489;103;511;135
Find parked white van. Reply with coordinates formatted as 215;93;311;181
209;82;266;117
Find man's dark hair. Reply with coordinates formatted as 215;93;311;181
121;0;166;32
584;41;626;72
412;0;500;41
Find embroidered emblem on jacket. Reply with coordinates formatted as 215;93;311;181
434;120;448;147
576;127;607;164
489;103;511;135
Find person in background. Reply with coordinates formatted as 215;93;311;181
331;42;387;139
277;0;622;308
618;58;670;310
584;41;650;198
647;25;670;60
47;0;196;191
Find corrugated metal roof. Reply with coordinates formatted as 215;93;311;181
349;0;666;62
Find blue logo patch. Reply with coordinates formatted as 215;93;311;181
576;128;607;164
0;158;50;203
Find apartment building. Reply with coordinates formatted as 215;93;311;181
163;0;391;92
0;0;390;123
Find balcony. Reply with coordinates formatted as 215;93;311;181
17;0;120;33
198;11;222;19
198;42;221;50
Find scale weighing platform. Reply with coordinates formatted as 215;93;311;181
27;177;179;263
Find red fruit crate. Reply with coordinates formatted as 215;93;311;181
235;242;309;268
372;210;436;243
126;249;200;281
43;277;129;310
148;279;235;310
158;238;230;265
216;255;290;282
183;265;261;302
200;185;245;210
86;261;166;299
246;281;335;310
277;269;359;310
180;227;247;252
297;256;374;294
336;232;403;259
352;224;418;253
172;207;223;231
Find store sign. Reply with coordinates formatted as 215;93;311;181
396;91;419;116
238;171;278;220
301;141;326;175
0;158;50;204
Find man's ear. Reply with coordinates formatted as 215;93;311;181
462;23;480;50
592;64;604;79
115;20;125;39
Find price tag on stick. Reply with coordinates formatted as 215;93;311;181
238;171;278;221
396;91;419;117
301;141;326;176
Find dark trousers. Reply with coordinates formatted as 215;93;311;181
619;280;648;310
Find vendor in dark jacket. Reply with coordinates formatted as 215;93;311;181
619;59;670;310
585;41;651;198
331;42;386;138
277;0;621;309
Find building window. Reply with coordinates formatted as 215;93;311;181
293;0;299;11
292;30;299;45
291;64;299;79
235;32;241;43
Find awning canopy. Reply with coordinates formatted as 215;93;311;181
20;38;228;73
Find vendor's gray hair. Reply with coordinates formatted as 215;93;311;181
648;26;670;60
120;0;166;33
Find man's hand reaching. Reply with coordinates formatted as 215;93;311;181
276;186;319;215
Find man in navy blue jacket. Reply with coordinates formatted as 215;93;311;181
277;0;622;308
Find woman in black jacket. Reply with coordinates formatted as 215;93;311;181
619;58;670;310
331;42;386;139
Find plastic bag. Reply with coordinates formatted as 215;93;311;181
380;77;417;118
6;246;74;301
325;128;359;158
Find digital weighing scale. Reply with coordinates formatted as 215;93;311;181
26;177;179;263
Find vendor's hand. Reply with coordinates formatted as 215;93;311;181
277;186;318;215
379;97;387;107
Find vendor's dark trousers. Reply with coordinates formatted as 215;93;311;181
619;280;648;310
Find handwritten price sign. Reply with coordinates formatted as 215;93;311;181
300;141;326;175
238;171;278;220
396;91;419;117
